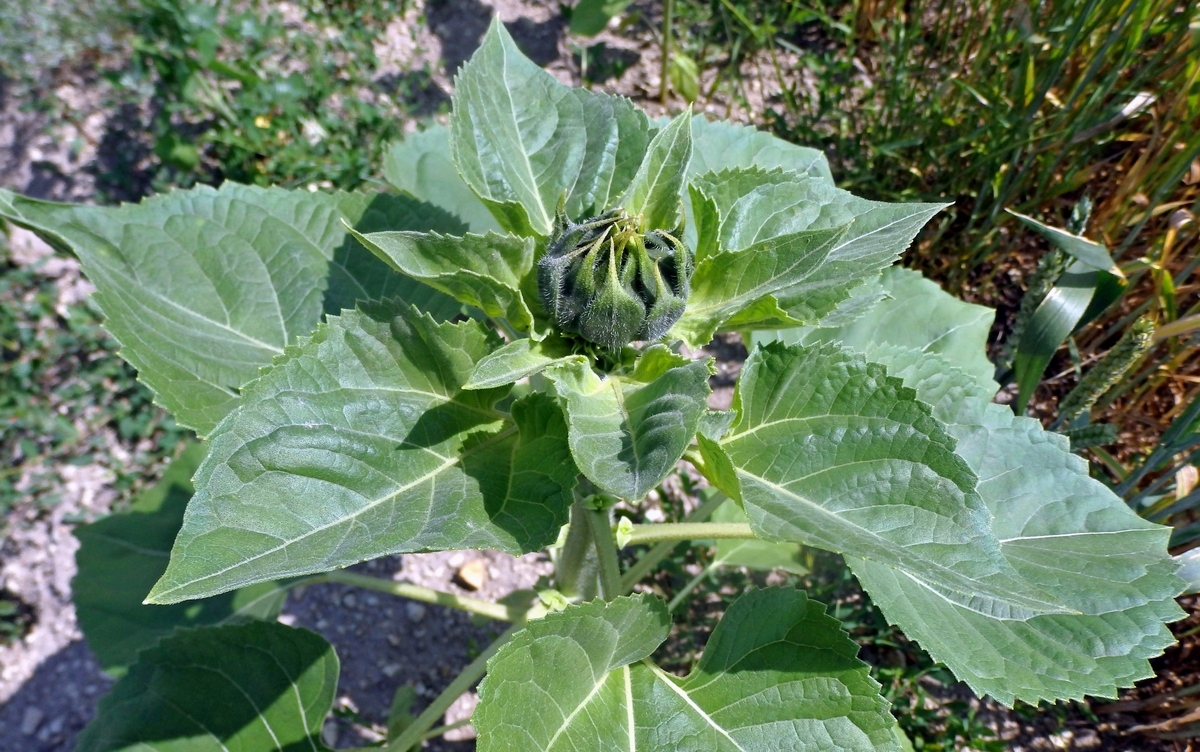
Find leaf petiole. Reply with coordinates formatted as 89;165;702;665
618;489;727;592
316;570;537;623
620;521;755;547
589;508;623;600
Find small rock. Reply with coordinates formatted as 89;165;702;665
365;594;380;607
406;602;427;622
20;707;44;736
387;634;402;647
321;720;339;748
414;682;428;696
455;559;487;591
342;593;357;608
382;662;402;677
315;619;330;629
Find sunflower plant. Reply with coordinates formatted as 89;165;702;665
0;20;1184;752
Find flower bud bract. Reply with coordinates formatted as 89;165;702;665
538;209;692;351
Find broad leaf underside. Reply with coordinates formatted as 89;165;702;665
475;589;901;751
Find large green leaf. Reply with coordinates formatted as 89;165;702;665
351;229;536;331
73;443;288;674
0;185;461;437
383;125;502;234
687;116;832;182
147;305;575;604
754;266;997;393
451;19;650;235
621;111;692;231
75;622;337;752
474;588;901;751
842;346;1185;704
719;341;1071;620
547;358;710;499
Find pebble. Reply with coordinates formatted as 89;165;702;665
342;593;357;608
405;602;427;622
387;634;402;646
382;662;402;677
321;719;339;748
455;559;487;591
20;707;44;735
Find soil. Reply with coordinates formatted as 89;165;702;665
0;1;1195;750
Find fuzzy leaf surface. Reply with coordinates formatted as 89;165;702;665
451;19;650;235
755;267;997;392
844;346;1184;704
547;358;710;499
621;111;692;231
677;168;944;341
687;116;832;181
75;622;338;752
148;305;574;604
465;336;575;390
720;341;1071;620
0;185;461;436
73;443;288;673
474;588;900;751
352;229;536;331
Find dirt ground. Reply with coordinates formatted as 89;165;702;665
0;0;1195;749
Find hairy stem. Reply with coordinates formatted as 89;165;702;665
622;522;754;547
589;507;622;600
318;570;522;622
385;622;522;752
556;499;600;601
618;489;726;592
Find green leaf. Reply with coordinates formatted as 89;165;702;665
709;500;807;575
73;443;288;674
352;229;536;331
722;341;1070;619
687;116;832;182
147;305;574;604
844;346;1185;704
474;588;901;751
622;111;693;231
75;623;337;752
384;126;503;234
0;185;461;437
569;0;636;35
465;336;575;390
668;53;700;102
673;225;849;345
682;168;945;338
451;19;650;235
629;343;690;382
1009;210;1120;274
547;358;710;499
754;266;997;393
1013;262;1097;411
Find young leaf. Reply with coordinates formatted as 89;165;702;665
755;267;997;393
1009;210;1121;274
451;19;650;235
720;341;1070;619
351;229;537;332
464;336;575;390
0;185;461;437
147;304;574;604
621;110;693;231
474;588;901;751
673;224;849;345
75;622;338;752
679;167;946;339
73;443;288;674
384;125;503;233
547;358;710;499
847;347;1184;704
1012;262;1099;412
